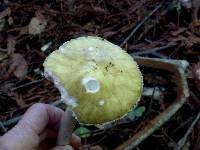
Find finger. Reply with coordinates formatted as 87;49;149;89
69;134;81;150
38;132;81;150
39;128;58;142
0;103;64;150
48;134;81;150
18;103;64;134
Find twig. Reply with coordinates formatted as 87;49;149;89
131;43;177;56
120;4;162;47
152;52;169;59
175;111;200;150
11;78;45;91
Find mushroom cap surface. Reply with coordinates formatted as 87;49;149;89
43;36;143;124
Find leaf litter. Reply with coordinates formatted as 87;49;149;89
0;0;199;149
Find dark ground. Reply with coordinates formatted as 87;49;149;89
0;0;200;150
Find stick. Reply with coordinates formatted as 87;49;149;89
131;43;177;56
120;4;162;47
11;78;45;91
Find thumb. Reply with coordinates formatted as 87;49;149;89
51;145;74;150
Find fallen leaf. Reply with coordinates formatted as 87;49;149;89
93;6;107;15
8;53;28;79
103;31;117;38
28;11;47;35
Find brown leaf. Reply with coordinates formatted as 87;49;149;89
103;31;117;38
8;53;28;79
28;11;47;35
93;6;107;15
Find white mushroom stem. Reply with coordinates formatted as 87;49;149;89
82;76;100;93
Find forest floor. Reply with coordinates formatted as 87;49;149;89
0;0;200;150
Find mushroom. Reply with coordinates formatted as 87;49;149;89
43;36;143;144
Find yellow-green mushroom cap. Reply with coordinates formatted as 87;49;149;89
43;36;143;125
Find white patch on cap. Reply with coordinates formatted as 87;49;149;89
44;69;78;108
82;76;100;93
99;99;105;106
63;97;78;108
59;45;65;53
88;47;94;51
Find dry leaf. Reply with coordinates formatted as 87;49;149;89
8;53;28;79
28;17;47;35
28;11;47;35
103;31;117;38
93;6;107;15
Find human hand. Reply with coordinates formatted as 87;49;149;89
0;103;81;150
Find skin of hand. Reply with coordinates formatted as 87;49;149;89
0;103;81;150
